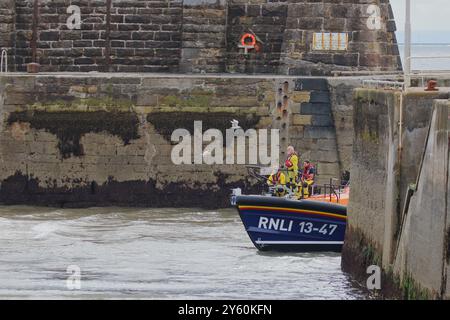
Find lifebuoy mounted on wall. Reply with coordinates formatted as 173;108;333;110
240;33;256;47
238;32;261;54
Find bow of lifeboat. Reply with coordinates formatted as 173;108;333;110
235;195;347;252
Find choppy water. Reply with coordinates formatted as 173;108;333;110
0;206;365;299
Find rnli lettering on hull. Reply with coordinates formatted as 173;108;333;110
258;216;293;232
257;216;339;236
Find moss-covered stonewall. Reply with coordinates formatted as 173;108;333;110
7;111;140;158
342;227;433;299
31;96;135;112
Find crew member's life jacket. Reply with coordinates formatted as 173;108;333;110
302;164;315;181
285;152;298;169
285;153;299;184
268;172;286;186
273;172;282;183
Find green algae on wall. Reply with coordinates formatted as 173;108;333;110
354;89;398;142
7;111;140;158
160;94;213;109
400;273;431;300
30;96;135;112
342;227;433;299
341;227;401;299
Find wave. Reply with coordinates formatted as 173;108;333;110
32;222;61;239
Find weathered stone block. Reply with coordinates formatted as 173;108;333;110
304;126;335;139
311;115;333;127
290;91;310;103
292;115;312;126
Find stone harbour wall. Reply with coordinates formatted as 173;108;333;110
0;74;351;208
1;0;401;75
0;0;15;71
342;88;450;299
394;100;450;299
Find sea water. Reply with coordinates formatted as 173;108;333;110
0;206;365;299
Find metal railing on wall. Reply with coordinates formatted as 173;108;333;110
361;79;405;91
405;56;450;87
402;1;450;88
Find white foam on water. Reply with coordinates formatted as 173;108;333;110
31;222;61;239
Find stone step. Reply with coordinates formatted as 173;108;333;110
311;115;334;127
300;102;332;115
294;78;329;92
309;91;331;104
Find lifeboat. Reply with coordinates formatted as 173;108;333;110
231;167;349;252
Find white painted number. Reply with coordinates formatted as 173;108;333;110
299;222;338;235
328;224;337;235
318;224;328;235
299;222;313;234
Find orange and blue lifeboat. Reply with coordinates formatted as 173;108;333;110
234;195;347;252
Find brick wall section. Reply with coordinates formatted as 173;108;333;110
109;0;183;72
281;0;401;75
14;0;183;72
225;1;287;74
6;0;401;74
180;0;228;73
0;0;15;71
14;0;107;71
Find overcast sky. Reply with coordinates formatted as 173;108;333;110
390;0;450;42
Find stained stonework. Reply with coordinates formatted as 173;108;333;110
280;0;401;75
0;74;348;208
343;90;450;299
180;0;228;73
1;0;401;75
7;110;140;158
0;0;15;70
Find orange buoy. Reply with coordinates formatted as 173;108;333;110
240;33;256;47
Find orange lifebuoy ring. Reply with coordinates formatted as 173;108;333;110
240;33;256;47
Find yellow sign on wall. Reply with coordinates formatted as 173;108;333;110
312;33;348;51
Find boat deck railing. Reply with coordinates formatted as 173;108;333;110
312;178;348;202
